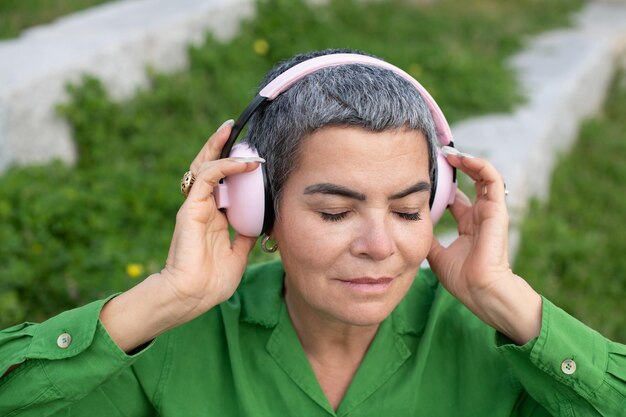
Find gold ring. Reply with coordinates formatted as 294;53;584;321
181;171;196;198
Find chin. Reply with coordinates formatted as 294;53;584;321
324;280;412;327
328;302;396;327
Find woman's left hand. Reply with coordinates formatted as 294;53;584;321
427;148;543;345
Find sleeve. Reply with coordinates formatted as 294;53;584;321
0;295;157;417
496;296;626;416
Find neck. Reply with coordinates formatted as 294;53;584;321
284;283;382;410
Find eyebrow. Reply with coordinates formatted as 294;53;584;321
303;183;366;201
388;181;431;200
303;181;431;201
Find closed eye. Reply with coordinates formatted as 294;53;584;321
320;211;421;222
319;211;349;222
396;211;421;221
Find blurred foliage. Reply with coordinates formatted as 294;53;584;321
0;0;583;327
0;0;113;39
515;72;626;343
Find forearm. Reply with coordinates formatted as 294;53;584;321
99;272;210;352
470;272;543;345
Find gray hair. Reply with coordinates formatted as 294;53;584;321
242;49;438;219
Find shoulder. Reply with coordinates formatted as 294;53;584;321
158;259;285;342
228;259;285;327
132;260;286;397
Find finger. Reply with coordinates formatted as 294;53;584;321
461;157;505;203
186;158;262;204
442;148;505;203
189;119;235;174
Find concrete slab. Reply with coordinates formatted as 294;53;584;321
435;1;626;259
0;0;255;171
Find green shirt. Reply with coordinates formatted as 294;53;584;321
1;260;625;416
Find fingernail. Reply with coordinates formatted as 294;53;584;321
459;152;475;159
218;119;235;131
232;156;265;164
441;146;461;157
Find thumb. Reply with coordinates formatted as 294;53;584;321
428;235;444;262
231;234;258;265
427;236;447;276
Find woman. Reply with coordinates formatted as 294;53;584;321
1;49;625;416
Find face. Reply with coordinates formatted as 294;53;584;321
272;126;433;328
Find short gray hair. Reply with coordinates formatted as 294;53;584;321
242;49;438;219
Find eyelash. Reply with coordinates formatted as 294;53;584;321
397;211;421;221
319;211;421;222
319;212;349;222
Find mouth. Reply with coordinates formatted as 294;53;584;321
336;277;394;293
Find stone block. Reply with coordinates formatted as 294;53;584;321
439;2;626;259
0;0;254;172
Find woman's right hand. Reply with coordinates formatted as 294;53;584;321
100;120;262;352
159;120;263;323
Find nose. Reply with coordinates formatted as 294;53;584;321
350;212;395;261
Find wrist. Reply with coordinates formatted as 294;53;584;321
99;272;205;352
156;268;224;322
471;272;543;345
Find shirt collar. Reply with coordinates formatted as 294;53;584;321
391;268;440;336
239;259;285;328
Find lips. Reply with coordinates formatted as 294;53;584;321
339;277;393;284
336;277;394;293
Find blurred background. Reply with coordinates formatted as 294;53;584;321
1;0;625;342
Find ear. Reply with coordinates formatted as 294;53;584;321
218;144;267;237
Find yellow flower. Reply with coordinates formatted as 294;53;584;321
253;38;270;56
31;243;43;254
126;263;144;279
409;63;422;78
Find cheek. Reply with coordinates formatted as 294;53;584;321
276;216;340;305
277;212;345;269
396;218;433;263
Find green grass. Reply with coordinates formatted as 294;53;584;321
514;72;626;343
0;0;583;327
0;0;113;39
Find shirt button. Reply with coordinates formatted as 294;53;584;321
561;359;576;375
57;333;72;349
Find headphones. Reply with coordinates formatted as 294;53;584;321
213;53;457;237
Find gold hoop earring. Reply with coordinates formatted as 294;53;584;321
261;235;278;253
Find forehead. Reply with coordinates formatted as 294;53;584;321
289;126;430;187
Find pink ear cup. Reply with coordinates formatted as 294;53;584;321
214;144;266;237
430;148;457;224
